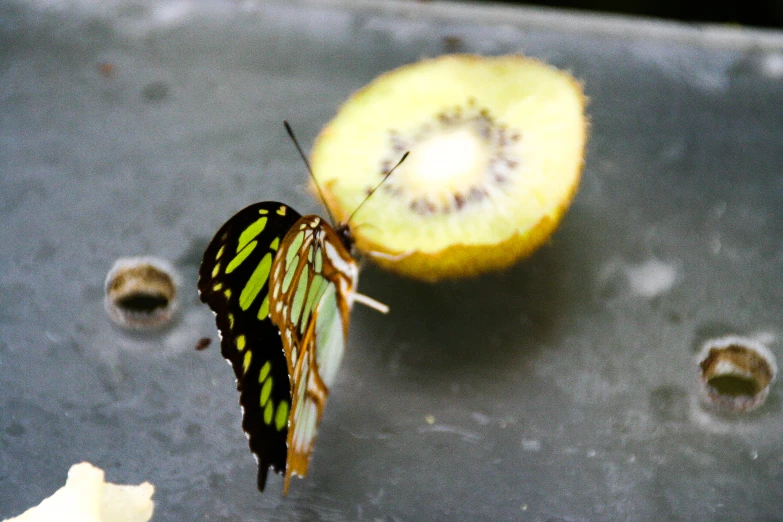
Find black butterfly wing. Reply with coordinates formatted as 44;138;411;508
198;201;301;491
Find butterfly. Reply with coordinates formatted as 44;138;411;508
198;122;405;494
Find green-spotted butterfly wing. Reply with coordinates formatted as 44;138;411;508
199;202;361;495
198;202;301;491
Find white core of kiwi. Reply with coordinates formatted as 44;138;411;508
404;127;487;190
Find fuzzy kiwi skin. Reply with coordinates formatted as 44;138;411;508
312;54;587;281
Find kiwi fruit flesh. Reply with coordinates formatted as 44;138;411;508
311;54;587;281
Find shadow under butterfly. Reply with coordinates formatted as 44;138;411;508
198;122;408;495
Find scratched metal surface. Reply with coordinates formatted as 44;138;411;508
1;1;783;520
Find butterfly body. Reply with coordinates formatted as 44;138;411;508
198;201;359;494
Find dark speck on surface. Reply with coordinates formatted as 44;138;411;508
185;423;202;437
142;80;170;102
5;423;25;437
208;472;228;491
34;240;57;262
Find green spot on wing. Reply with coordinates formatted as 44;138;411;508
257;294;270;320
237;217;268;252
264;400;274;424
275;401;289;431
243;350;252;374
281;255;299;293
270;237;280;251
239;252;272;311
260;377;273;407
313;275;330;305
226;240;257;274
315;283;344;387
290;266;310;327
286;232;305;268
300;274;325;334
314;248;322;273
259;360;271;383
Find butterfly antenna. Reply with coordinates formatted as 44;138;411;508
283;120;337;225
347;151;409;227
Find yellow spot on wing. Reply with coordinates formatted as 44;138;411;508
259;360;271;383
260;377;273;407
259;209;269;215
275;401;289;431
216;245;225;260
238;252;273;311
264;401;274;424
237;217;268;252
243;351;252;373
212;282;223;292
223;289;232;299
211;263;220;278
228;313;235;329
236;334;246;352
277;206;286;216
270;237;280;251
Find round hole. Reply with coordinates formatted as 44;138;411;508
697;336;778;413
104;257;179;330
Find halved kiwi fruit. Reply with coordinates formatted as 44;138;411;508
311;54;587;281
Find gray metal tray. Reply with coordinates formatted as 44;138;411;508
2;1;782;520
